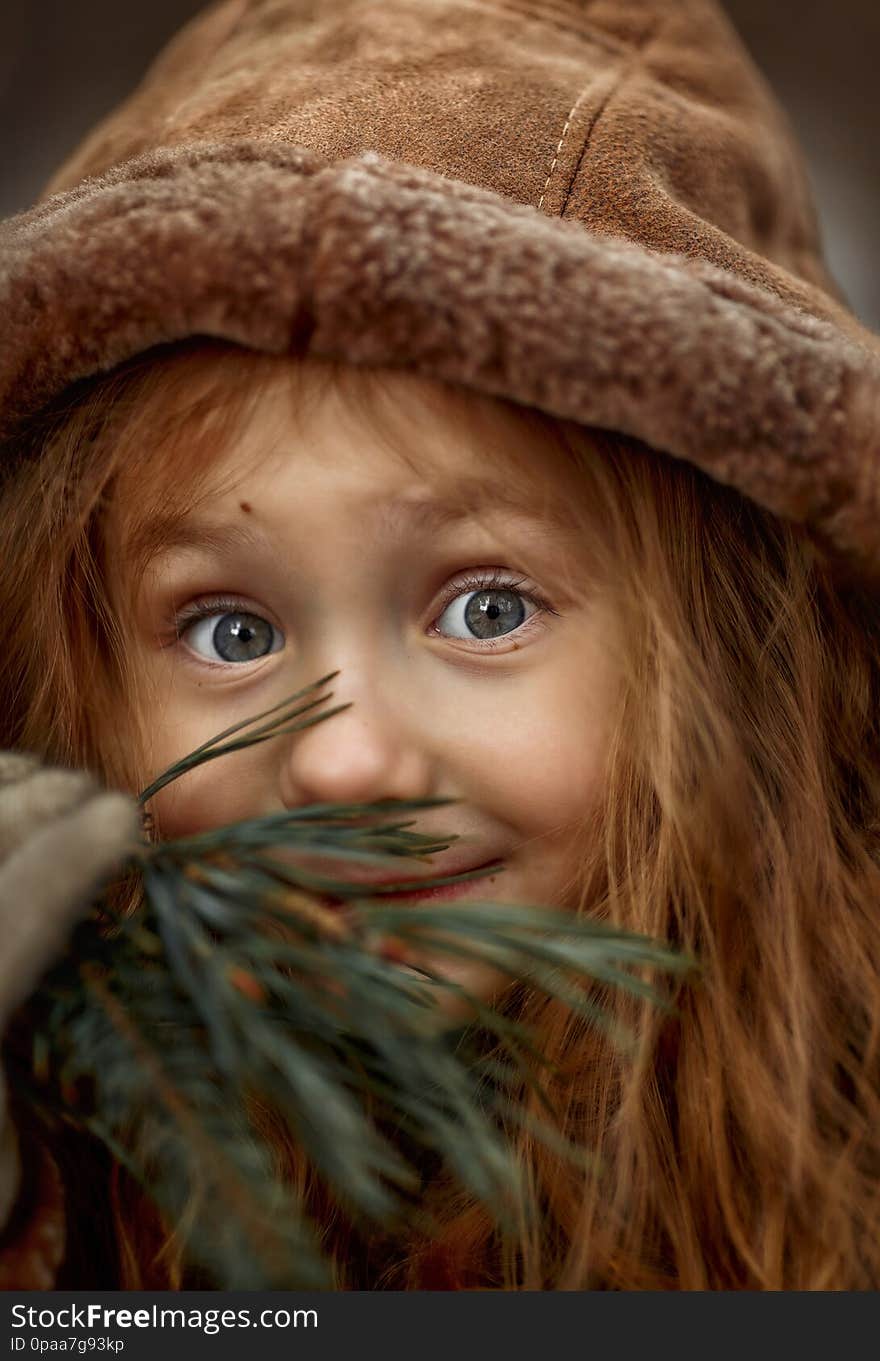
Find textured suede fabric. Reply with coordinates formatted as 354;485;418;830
1;0;879;582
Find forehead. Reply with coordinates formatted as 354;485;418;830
228;362;571;496
112;357;586;558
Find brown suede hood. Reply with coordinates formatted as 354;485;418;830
2;0;879;582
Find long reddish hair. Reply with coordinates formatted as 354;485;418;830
2;340;880;1289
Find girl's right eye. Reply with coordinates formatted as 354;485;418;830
177;602;284;665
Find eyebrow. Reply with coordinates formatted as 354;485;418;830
127;517;269;571
380;490;558;532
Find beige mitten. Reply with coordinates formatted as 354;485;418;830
0;753;142;1230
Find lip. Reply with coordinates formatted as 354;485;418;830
369;867;500;901
314;857;504;903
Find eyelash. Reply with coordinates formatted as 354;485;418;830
171;569;557;660
174;595;267;637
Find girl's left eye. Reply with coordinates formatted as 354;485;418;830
176;601;284;665
432;571;552;643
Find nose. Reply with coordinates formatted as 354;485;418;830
277;681;434;812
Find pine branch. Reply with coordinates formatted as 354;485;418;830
10;674;696;1288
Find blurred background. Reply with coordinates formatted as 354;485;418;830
1;0;877;329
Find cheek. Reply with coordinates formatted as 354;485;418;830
145;720;275;840
133;656;284;839
505;710;606;828
455;668;611;836
151;767;251;838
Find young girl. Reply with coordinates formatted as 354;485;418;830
1;0;880;1290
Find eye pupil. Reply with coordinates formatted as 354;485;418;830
212;612;274;662
463;589;525;639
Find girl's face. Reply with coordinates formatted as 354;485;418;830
115;363;618;1015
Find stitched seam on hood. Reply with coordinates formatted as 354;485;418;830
538;82;599;211
557;14;663;219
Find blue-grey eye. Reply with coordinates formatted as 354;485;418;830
186;610;282;663
437;588;535;641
